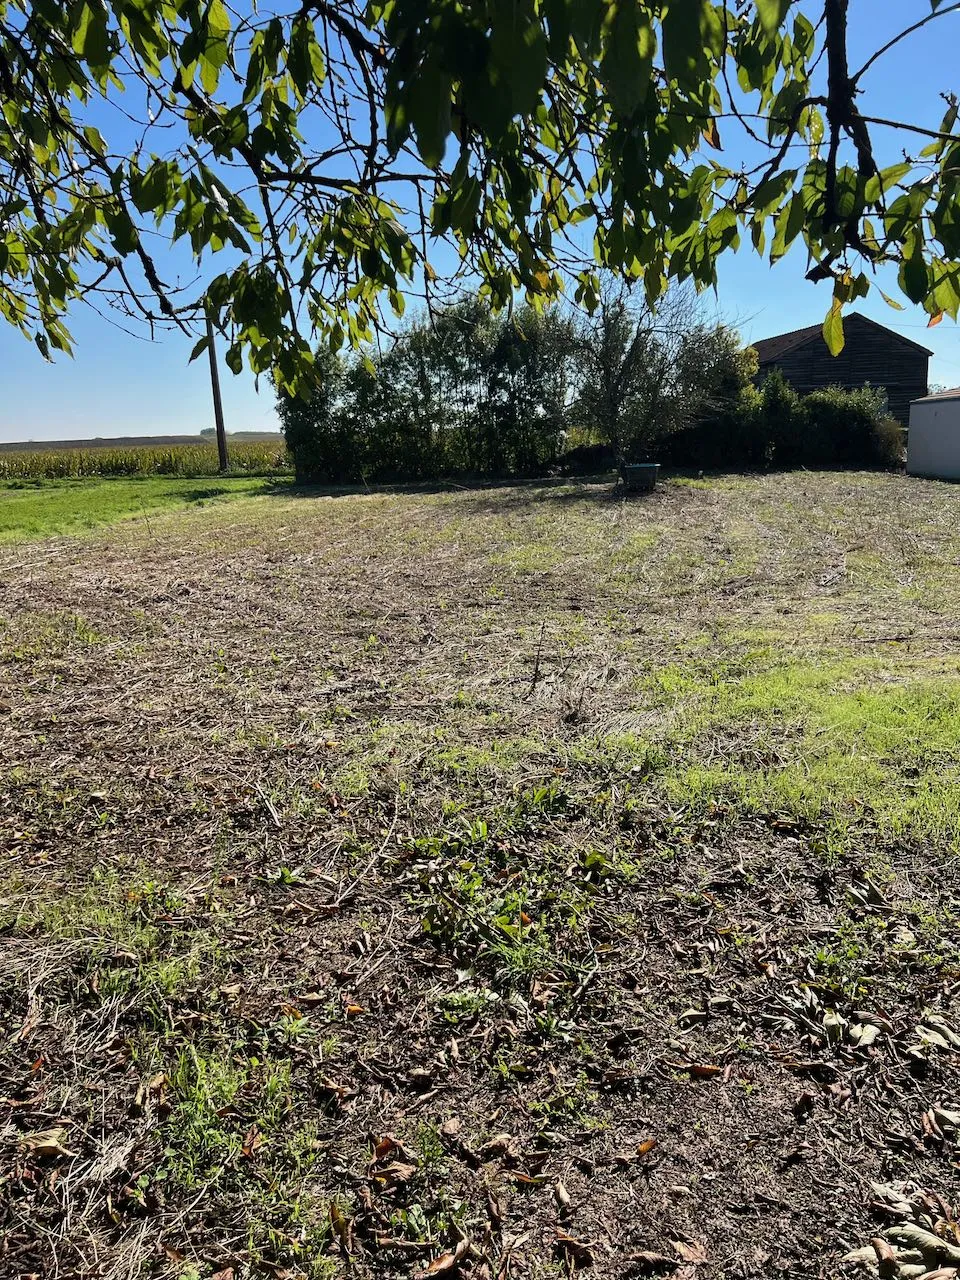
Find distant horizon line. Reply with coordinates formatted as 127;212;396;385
0;430;284;451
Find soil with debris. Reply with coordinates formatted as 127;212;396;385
1;474;958;1280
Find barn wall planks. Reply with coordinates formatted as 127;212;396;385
756;315;929;424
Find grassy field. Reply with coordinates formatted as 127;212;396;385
0;439;291;479
1;472;959;1280
0;476;287;543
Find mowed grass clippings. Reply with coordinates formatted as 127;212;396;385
1;471;959;1280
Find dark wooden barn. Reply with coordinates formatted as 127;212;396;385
752;312;931;424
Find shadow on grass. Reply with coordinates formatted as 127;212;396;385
273;471;647;511
167;477;289;502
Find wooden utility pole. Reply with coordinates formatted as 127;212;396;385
205;314;229;472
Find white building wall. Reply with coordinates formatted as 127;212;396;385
907;399;960;480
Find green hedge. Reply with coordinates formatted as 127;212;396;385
662;374;903;471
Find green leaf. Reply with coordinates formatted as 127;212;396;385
756;0;791;36
105;206;139;254
900;253;930;305
770;191;804;261
206;0;231;47
864;162;911;204
490;0;548;117
931;265;960;320
288;20;325;96
792;12;815;58
73;1;110;67
822;300;844;356
601;4;655;113
405;60;452;168
662;0;703;84
199;54;220;94
189;336;210;362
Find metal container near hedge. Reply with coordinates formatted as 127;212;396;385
620;462;660;493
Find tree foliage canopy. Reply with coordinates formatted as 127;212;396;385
2;0;959;387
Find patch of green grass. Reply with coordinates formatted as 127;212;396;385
6;871;220;1001
155;1047;336;1277
658;660;960;840
428;734;547;780
0;609;105;658
419;827;612;998
0;475;288;543
163;1049;294;1187
489;539;564;573
806;894;960;1003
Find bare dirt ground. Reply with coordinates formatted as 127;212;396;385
1;472;959;1280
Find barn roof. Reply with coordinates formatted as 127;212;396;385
912;387;960;404
752;312;934;364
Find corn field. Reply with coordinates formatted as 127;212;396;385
0;440;292;479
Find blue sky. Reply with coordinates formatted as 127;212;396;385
1;0;958;443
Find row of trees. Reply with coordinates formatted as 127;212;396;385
277;291;759;482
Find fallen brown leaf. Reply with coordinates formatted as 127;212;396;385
870;1237;896;1278
674;1241;709;1264
134;1071;167;1110
317;1077;353;1104
555;1180;572;1215
416;1238;469;1277
373;1160;419;1186
480;1133;517;1161
373;1135;400;1161
554;1233;594;1268
241;1124;264;1159
372;1134;418;1164
375;1236;431;1253
19;1128;77;1159
685;1065;722;1079
487;1189;503;1230
330;1201;352;1255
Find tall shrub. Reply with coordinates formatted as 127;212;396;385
487;305;578;473
279;294;581;484
577;290;680;461
664;329;764;468
799;385;894;468
755;369;805;467
275;348;361;483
